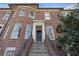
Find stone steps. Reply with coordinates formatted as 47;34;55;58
29;41;49;56
29;53;48;56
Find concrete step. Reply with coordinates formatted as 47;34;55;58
32;47;45;49
30;52;48;54
29;53;49;56
35;41;43;44
32;47;47;50
33;44;45;47
29;42;48;56
30;49;48;53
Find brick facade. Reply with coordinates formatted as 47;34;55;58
0;4;70;56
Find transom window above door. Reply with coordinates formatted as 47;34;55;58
36;26;42;30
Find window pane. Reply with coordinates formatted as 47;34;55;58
29;11;35;19
0;24;4;35
11;31;19;39
26;24;32;32
10;23;21;39
19;9;25;16
44;12;51;20
45;16;51;20
5;50;15;56
45;12;50;16
25;24;32;39
4;47;15;56
3;12;11;20
46;26;53;40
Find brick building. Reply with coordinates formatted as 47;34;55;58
0;4;70;56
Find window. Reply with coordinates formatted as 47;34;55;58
4;47;16;56
10;23;21;39
29;10;35;19
46;26;55;40
0;24;4;35
19;9;26;16
44;12;51;20
2;12;11;20
36;26;42;30
24;24;32;39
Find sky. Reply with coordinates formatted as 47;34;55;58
0;3;9;8
0;3;72;8
39;3;72;8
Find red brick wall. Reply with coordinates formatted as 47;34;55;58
0;5;61;55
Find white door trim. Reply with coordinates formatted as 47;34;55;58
32;20;45;42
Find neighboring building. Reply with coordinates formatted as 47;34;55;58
0;4;71;56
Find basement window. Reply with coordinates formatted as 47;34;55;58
4;47;16;56
10;23;21;39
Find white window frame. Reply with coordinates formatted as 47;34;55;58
2;12;11;20
44;12;51;20
19;9;26;16
4;47;16;56
29;10;35;19
46;26;55;40
10;23;21;39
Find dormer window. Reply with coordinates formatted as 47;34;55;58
29;10;35;19
44;12;51;20
19;9;26;16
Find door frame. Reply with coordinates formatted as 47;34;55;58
32;20;45;42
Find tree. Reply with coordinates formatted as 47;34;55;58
57;9;79;56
